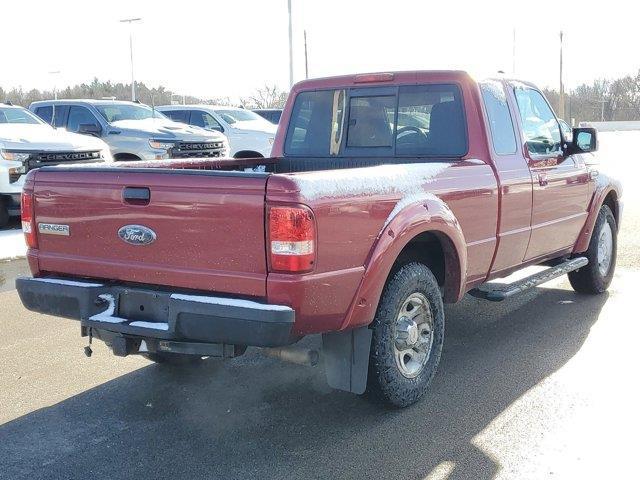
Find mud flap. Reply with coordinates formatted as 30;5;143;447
322;326;372;394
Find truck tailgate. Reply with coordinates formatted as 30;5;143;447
31;168;268;297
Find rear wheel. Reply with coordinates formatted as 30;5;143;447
367;262;445;408
142;352;203;365
569;204;617;294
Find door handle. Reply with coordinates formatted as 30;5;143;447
538;173;548;187
589;169;599;180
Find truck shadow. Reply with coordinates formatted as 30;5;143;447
0;285;608;480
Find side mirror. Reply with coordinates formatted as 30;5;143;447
208;125;224;133
566;127;597;155
78;123;102;136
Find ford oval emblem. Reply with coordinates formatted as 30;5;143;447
118;225;157;246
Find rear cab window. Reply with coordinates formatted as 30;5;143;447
284;84;467;159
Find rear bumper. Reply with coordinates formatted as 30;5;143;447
16;277;295;347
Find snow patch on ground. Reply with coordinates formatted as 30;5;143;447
171;293;293;312
289;162;450;201
0;229;27;260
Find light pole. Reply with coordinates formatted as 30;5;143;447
288;0;293;88
48;70;61;126
120;17;142;101
558;31;565;120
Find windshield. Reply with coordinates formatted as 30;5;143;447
214;109;265;125
95;104;168;123
0;107;44;125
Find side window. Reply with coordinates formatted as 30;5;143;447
284;90;345;156
164;110;188;123
395;84;466;156
480;82;517;155
346;96;395;148
514;88;561;156
190;110;223;131
67;106;99;132
35;106;53;125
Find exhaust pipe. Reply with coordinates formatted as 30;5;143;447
262;346;319;367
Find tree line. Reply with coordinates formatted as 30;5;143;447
4;71;640;123
0;78;289;110
544;69;640;124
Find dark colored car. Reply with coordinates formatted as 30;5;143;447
252;108;282;124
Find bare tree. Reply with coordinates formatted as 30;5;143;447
240;84;288;109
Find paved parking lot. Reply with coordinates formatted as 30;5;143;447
0;132;638;479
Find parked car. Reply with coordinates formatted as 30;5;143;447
158;105;276;158
17;71;621;408
252;108;283;125
0;103;111;227
30;100;229;161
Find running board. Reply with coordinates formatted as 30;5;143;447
469;257;588;302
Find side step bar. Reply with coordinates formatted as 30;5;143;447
469;257;588;302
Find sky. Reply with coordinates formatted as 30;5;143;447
2;0;638;102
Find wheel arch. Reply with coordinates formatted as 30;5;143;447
340;197;467;332
574;178;622;253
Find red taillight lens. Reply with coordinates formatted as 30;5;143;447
268;205;316;273
21;191;37;249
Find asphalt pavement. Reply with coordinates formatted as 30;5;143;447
1;132;638;479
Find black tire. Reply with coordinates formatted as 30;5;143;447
142;352;203;365
367;262;445;408
0;199;9;229
569;204;617;294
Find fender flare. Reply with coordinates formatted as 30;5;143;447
573;175;622;253
339;194;467;331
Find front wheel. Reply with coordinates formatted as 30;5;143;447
569;204;617;294
367;262;445;408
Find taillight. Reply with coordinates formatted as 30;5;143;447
21;191;37;249
268;205;316;273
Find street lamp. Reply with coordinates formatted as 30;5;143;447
120;17;142;101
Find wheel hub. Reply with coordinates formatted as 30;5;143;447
393;292;434;379
597;222;613;276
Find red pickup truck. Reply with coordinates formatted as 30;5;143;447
17;71;621;407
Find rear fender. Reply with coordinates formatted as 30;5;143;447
340;194;466;331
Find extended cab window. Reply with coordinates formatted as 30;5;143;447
480;82;517;155
514;87;561;156
285;90;346;156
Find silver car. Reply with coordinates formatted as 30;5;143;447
30;99;229;161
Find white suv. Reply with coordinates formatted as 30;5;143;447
0;103;112;227
158;105;276;158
